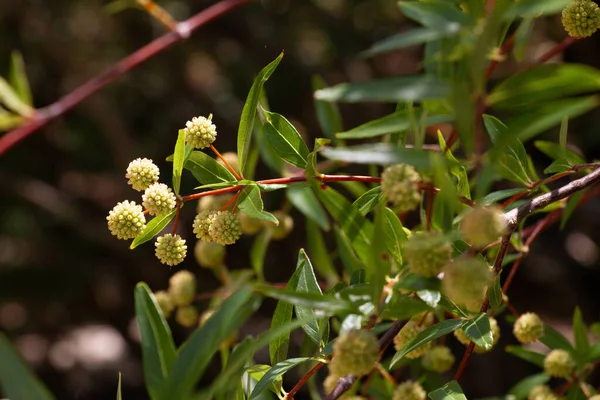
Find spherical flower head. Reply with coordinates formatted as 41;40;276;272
239;212;263;235
142;183;177;216
405;231;453;277
266;211;294;240
544;349;575;379
393;320;431;359
421;345;455;373
393;381;426;400
209;211;242;245
529;385;559;400
329;329;379;377
217;152;239;175
175;305;198;328
454;317;500;353
154;290;174;319
155;234;187;266
197;194;232;213
380;164;422;213
193;210;218;241
194;240;226;268
514;312;545;344
562;0;600;38
125;158;159;191
460;206;507;248
184;115;217;149
441;257;493;312
588;396;600;400
168;270;196;306
107;200;146;240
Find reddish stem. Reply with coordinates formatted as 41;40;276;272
211;144;242;180
285;361;326;399
485;34;516;81
0;0;254;156
171;205;181;235
523;36;579;72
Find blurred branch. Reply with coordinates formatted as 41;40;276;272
0;0;255;156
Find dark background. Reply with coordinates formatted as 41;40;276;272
2;0;600;398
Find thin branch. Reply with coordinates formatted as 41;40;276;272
505;167;600;228
0;0;255;156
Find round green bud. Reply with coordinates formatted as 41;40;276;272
441;257;493;312
393;320;431;359
107;200;146;240
142;183;177;216
562;0;600;38
454;317;500;353
197;194;232;213
393;380;426;400
544;349;575;379
125;158;159;191
216;152;239;175
175;305;198;328
405;231;453;277
528;385;559;400
329;329;379;377
460;206;507;249
154;290;174;319
514;312;545;344
381;164;422;213
168;270;196;306
184;115;217;149
194;240;226;268
155;234;187;266
209;210;242;245
239;212;263;235
193;210;218;241
421;345;455;373
266;211;294;240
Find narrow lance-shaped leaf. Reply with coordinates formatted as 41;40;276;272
9;51;33;106
238;52;284;175
0;333;54;400
573;307;590;362
312;75;342;142
428;381;468;400
461;313;493;350
287;185;330;231
173;151;236;185
505;346;545;368
116;372;122;400
249;357;311;400
172;129;186;195
130;210;177;249
262;108;310;169
237;185;278;224
134;283;176;400
306;219;338;283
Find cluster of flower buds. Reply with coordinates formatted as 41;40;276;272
153;270;198;328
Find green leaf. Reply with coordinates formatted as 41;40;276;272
312;75;343;141
0;109;23;131
9;51;33;106
269;269;300;366
333;226;365;274
134;283;176;399
438;296;470;319
208;338;256;399
390;319;464;367
249;358;311;400
540;324;575;352
534;140;586;165
250;229;271;281
461;313;493;350
489;64;600;110
438;131;470;200
508;373;550;400
314;75;450;103
573;307;590;362
306;220;338;283
116;372;122;400
0;332;54;400
480;188;523;205
399;1;472;28
336;109;452;139
489;275;503;310
130;210;177;249
504;0;570;20
262;109;310;169
353;187;382;216
172;130;186;195
246;364;279;397
180;151;237;185
504;96;599;142
256;285;356;314
505;346;545;368
237;185;278;223
560;190;585;230
287;185;330;230
0;76;33;117
293;249;329;347
321;143;434;169
368;201;391;306
166;287;260;399
362;27;459;57
238;52;284;176
428;380;468;400
383;207;407;265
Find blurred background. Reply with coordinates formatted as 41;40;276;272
2;0;600;398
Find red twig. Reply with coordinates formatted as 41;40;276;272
522;36;580;72
285;361;326;399
171;205;182;235
485;34;516;81
211;144;242;180
0;0;255;156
